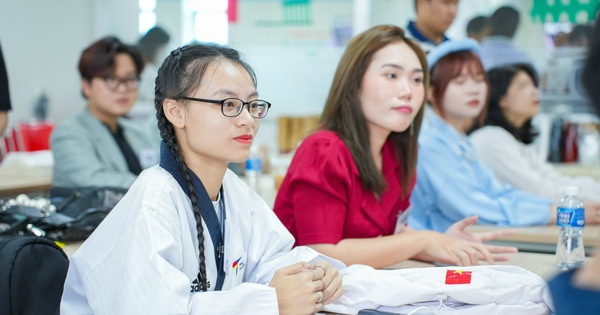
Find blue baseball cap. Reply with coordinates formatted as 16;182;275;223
426;39;482;70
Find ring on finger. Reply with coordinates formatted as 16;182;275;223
316;291;323;303
315;264;327;276
309;269;318;281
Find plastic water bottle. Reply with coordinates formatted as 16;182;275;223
555;186;585;270
245;147;263;193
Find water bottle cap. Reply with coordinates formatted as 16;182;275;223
564;186;579;196
245;155;262;172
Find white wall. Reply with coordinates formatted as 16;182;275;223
0;0;139;128
228;0;352;152
0;0;556;151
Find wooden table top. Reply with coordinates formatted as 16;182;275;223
0;163;52;197
466;224;600;246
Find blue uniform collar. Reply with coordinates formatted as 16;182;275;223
159;141;227;291
425;110;464;142
159;141;189;191
407;20;449;46
424;111;477;162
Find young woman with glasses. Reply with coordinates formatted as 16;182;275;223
61;43;343;314
50;36;159;189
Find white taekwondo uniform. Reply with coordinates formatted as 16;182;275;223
61;143;338;314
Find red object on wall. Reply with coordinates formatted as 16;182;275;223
445;270;472;285
228;0;237;23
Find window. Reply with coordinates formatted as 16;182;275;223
139;0;229;44
139;0;157;35
189;0;228;45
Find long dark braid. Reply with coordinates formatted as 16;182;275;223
154;44;256;292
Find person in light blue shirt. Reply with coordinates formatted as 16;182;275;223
408;39;555;232
479;6;534;70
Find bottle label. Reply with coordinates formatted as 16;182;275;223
245;157;263;173
557;207;585;227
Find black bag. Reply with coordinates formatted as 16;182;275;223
0;186;127;241
44;186;127;241
0;235;69;315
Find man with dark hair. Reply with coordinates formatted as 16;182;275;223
480;6;534;70
489;6;520;38
51;36;158;189
466;15;489;43
406;0;459;52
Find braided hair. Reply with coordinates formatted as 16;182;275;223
154;44;256;291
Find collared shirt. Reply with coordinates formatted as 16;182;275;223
479;36;535;70
274;130;412;246
406;20;449;53
408;111;552;232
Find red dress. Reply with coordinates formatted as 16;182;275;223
273;130;413;246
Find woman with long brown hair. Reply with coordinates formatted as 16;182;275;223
274;25;515;268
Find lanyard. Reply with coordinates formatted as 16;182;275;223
159;142;226;291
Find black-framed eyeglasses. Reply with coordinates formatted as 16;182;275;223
98;75;139;91
180;97;271;119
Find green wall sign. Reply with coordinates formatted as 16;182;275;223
531;0;599;23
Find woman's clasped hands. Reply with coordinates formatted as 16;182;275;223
270;260;343;315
